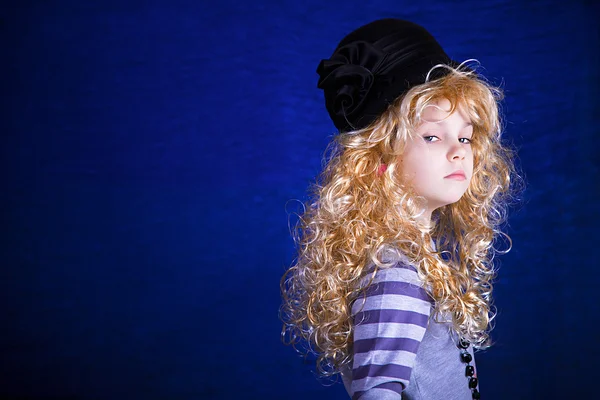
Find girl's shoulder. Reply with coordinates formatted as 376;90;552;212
359;246;423;290
352;246;434;315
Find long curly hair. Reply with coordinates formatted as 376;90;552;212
280;62;522;376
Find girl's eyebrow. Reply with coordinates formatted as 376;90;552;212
421;120;473;130
436;120;472;129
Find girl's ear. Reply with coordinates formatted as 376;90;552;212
377;163;387;177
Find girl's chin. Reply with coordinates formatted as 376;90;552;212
429;196;466;209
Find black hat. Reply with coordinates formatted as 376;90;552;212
316;19;464;133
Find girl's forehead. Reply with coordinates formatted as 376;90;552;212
418;98;471;124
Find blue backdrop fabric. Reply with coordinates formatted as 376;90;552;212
2;1;599;399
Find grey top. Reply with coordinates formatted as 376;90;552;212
340;249;479;399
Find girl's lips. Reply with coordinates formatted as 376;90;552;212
445;170;466;179
445;173;466;180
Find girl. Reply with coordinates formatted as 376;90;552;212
280;19;520;400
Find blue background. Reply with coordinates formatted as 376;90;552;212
2;1;599;399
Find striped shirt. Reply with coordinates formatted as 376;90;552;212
340;251;479;399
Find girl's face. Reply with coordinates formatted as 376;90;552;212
399;98;474;216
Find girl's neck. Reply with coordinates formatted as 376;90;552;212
416;209;434;231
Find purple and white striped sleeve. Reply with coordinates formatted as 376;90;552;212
349;262;433;400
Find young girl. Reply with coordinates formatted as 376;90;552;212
280;19;519;400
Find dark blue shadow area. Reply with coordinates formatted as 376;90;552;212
1;1;598;399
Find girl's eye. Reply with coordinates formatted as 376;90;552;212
423;136;473;144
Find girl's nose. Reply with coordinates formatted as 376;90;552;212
448;144;467;161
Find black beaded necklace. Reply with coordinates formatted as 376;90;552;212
457;338;480;399
435;241;480;398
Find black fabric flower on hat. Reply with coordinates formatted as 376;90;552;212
316;41;389;129
315;19;463;133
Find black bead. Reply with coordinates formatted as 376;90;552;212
460;352;472;363
458;338;469;349
465;365;475;376
469;377;478;389
472;388;480;399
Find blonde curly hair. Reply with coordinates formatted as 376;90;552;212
280;62;521;376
